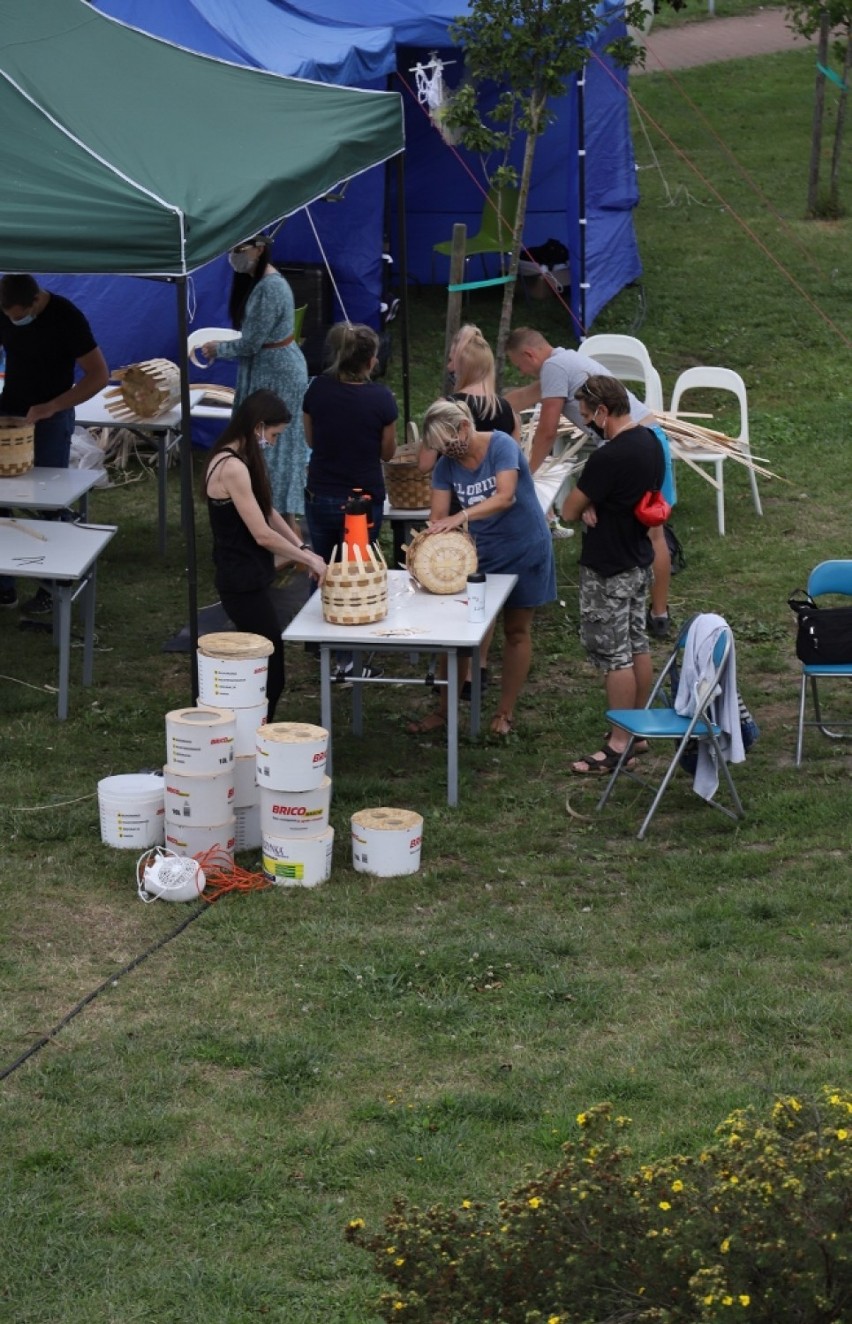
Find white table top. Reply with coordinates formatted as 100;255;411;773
76;386;231;431
283;569;517;649
0;517;117;580
0;466;102;509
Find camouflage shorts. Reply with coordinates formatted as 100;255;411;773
579;564;652;671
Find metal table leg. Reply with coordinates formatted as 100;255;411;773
446;647;458;807
320;646;333;778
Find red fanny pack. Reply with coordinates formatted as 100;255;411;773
634;490;671;528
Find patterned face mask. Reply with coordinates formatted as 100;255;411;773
439;432;469;460
229;249;256;274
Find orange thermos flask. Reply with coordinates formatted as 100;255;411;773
342;489;373;553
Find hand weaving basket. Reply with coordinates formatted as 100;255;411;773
383;447;432;511
104;358;181;420
405;527;478;594
0;417;34;476
321;542;389;625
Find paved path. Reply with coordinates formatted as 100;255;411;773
634;7;816;74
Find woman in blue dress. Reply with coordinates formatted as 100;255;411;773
409;397;556;737
202;236;309;532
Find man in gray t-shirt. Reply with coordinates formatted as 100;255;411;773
505;329;646;474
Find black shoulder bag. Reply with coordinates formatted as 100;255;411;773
787;590;852;664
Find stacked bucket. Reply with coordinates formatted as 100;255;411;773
256;722;333;887
196;631;273;853
163;705;237;862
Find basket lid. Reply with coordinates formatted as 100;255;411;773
198;631;274;659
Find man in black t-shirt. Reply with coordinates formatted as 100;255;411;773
561;376;664;775
0;273;109;609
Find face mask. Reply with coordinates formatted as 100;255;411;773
10;311;35;327
440;434;469;460
257;427;270;450
228;250;256;274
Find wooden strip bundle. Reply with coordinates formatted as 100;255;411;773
653;411;782;482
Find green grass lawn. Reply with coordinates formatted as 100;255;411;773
1;46;850;1324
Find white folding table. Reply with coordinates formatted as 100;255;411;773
75;389;231;554
0;466;102;522
0;517;117;719
283;570;517;807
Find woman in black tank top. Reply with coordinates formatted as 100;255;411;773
205;389;326;721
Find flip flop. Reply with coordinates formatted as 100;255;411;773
571;743;635;775
406;712;446;736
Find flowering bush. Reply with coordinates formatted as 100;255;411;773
345;1090;852;1323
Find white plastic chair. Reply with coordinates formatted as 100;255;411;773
669;366;763;537
579;333;665;413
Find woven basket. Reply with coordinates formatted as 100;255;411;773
0;417;34;476
383;449;432;510
406;527;478;594
104;358;181;420
321;542;389;625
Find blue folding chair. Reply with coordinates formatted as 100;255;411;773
597;615;745;839
794;559;852;765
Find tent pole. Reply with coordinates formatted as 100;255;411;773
175;276;200;702
395;153;411;428
577;60;588;337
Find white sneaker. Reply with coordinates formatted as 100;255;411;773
549;520;574;539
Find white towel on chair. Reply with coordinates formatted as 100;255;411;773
674;612;745;800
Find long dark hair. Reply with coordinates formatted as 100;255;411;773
228;235;274;330
205;389;290;521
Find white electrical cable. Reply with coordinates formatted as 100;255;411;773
135;847;206;904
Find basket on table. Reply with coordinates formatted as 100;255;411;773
104;358;181;420
405;527;478;594
383;446;432;511
0;417;34;476
321;542;389;625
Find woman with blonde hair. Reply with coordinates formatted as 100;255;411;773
408;398;555;737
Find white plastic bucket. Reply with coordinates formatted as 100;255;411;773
261;826;334;888
259;777;331;837
351;807;423;878
199;699;267;758
233;754;258;808
165;817;236;865
256;722;328;791
98;773;165;849
163;766;235;824
234;802;262;852
165;706;235;774
197;632;271;707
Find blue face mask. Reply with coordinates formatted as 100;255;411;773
10;311;35;327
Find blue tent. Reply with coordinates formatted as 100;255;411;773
61;0;640;380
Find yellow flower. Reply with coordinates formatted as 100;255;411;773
394;1257;405;1267
723;1295;734;1306
659;1200;671;1211
386;1246;396;1255
547;1316;562;1324
720;1238;731;1254
671;1179;684;1192
461;1200;472;1209
348;1218;365;1229
739;1295;751;1307
393;1303;405;1312
528;1196;542;1209
576;1111;589;1127
837;1129;848;1140
704;1295;715;1306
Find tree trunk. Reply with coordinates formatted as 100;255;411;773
807;10;831;215
494;94;545;387
828;26;852;215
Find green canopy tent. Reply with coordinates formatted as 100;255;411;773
0;0;405;691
